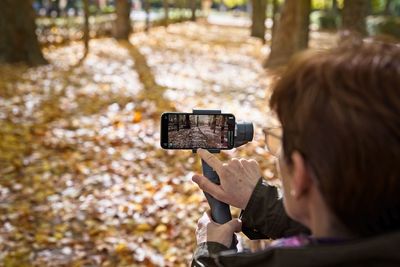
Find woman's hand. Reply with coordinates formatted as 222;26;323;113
196;211;242;248
192;148;261;210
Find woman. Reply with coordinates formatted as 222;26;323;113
191;40;400;266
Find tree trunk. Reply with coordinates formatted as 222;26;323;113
332;0;338;16
185;114;190;129
251;0;267;42
264;0;311;68
342;0;368;36
144;0;150;32
0;0;47;66
178;0;185;20
271;0;279;42
163;0;169;26
190;0;197;21
384;0;393;15
366;0;372;16
114;0;132;40
83;0;90;58
52;0;61;17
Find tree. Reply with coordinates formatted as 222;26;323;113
264;0;311;68
114;0;132;40
83;0;90;58
212;115;216;133
342;0;368;36
176;0;185;20
251;0;268;42
0;0;47;66
163;0;170;26
385;0;394;15
271;0;280;37
190;0;197;21
184;114;191;129
143;0;151;32
332;0;338;16
220;116;225;143
49;0;61;17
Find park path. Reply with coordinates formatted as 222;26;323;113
0;21;335;266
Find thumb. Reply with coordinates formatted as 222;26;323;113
225;219;242;233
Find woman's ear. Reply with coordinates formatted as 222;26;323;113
290;151;312;198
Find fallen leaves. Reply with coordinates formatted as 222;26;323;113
0;21;308;266
133;111;143;123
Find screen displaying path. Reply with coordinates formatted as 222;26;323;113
167;114;232;149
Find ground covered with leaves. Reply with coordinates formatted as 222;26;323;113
0;22;336;266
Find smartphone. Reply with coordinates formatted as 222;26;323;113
160;112;235;150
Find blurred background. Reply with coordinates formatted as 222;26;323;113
1;0;399;266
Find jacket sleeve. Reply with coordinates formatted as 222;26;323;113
240;178;310;240
191;242;232;267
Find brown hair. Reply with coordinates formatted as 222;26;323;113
270;41;400;237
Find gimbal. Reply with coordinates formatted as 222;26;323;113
193;109;253;248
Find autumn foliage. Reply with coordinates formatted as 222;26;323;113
0;23;282;266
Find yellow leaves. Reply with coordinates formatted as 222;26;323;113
3;133;18;144
112;119;124;129
18;202;31;217
75;162;90;175
128;203;144;213
3;248;31;267
187;193;203;204
151;238;169;254
55;224;68;236
0;121;32;168
13;231;24;241
144;182;156;192
154;224;168;234
115;242;129;254
135;223;152;232
50;27;58;34
165;254;178;264
54;231;64;240
33;190;49;202
0;22;293;267
99;84;111;91
33;174;42;183
35;233;49;245
40;161;52;172
133;111;142;123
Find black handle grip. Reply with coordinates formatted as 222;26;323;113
201;159;237;249
201;159;232;223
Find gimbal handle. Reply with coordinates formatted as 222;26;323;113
201;158;237;249
201;159;232;224
193;109;237;249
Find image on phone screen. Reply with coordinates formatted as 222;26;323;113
161;113;235;149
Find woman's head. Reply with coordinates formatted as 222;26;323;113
270;41;400;237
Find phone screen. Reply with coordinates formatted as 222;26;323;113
161;113;235;149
